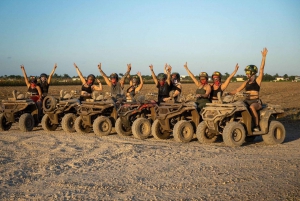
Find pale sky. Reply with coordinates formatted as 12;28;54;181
0;0;299;77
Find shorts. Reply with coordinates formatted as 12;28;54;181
244;99;262;107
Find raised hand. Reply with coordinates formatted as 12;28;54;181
54;63;57;69
96;78;101;84
98;63;102;70
137;71;141;77
127;63;131;71
235;63;239;71
184;62;188;69
261;47;268;57
73;63;78;68
167;65;172;73
20;65;24;69
149;64;153;71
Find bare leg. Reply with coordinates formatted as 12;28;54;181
250;103;262;130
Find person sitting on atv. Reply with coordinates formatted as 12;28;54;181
73;63;103;102
20;65;43;119
98;63;131;99
184;62;211;111
163;64;182;102
149;64;171;104
227;47;268;132
210;64;239;103
39;63;57;99
126;71;143;101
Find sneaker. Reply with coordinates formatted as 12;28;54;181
253;126;260;132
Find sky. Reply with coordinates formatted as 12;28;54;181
0;0;300;77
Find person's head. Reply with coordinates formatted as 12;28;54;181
212;71;222;85
40;73;48;82
131;76;140;86
110;73;119;85
199;72;208;84
171;72;180;85
86;74;95;86
29;76;37;88
157;73;167;86
244;65;258;79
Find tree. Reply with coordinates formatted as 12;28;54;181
283;74;288;79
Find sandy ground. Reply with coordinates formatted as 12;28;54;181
0;83;300;200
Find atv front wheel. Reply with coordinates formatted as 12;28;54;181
41;114;58;131
115;118;132;137
132;118;151;140
173;120;194;143
223;122;246;147
61;113;77;133
0;113;12;131
93;116;112;136
262;121;286;145
19;113;35;132
74;116;91;134
151;119;170;140
196;121;218;144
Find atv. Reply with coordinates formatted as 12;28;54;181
0;90;40;132
74;93;124;136
196;92;286;146
151;94;200;142
41;90;80;132
115;94;157;139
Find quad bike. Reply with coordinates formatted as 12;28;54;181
41;90;80;132
115;94;157;139
196;92;286;147
74;92;124;136
0;90;40;132
151;94;201;142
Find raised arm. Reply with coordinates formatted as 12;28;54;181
256;47;268;86
47;63;57;84
149;64;158;85
73;63;86;84
221;63;239;91
98;63;111;87
92;78;103;91
166;65;171;85
164;63;168;74
135;71;144;92
119;63;132;88
20;65;30;87
184;62;199;87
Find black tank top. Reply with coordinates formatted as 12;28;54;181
245;79;260;92
127;85;136;97
28;87;39;95
81;84;93;94
157;82;171;104
210;85;223;100
171;83;182;102
39;81;49;97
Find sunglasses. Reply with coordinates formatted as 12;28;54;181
245;70;251;75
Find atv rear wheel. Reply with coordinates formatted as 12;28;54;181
41;114;58;131
151;119;170;140
223;122;246;147
74;116;91;134
93;116;112;136
43;96;57;112
132;118;151;140
196;121;218;144
173;120;194;143
61;113;77;133
115;117;132;137
0;113;12;131
19;113;35;132
262;121;286;145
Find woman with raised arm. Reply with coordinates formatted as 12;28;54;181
165;65;182;102
228;48;268;131
126;71;143;101
39;63;57;98
184;62;211;111
98;63;131;98
73;63;102;101
20;65;43;119
210;64;239;102
149;64;171;104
